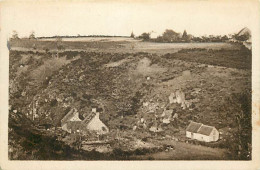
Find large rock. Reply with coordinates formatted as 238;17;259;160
175;90;185;104
169;93;176;104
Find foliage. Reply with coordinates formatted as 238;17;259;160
11;30;19;40
29;31;36;39
162;29;181;42
139;32;150;41
130;32;135;38
182;30;188;39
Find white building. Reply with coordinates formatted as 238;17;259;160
61;107;109;134
186;121;219;142
61;108;81;132
84;112;109;135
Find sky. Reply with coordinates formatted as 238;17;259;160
1;0;256;38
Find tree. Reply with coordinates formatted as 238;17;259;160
162;29;181;42
182;30;193;42
130;31;135;38
11;30;19;40
221;35;229;41
186;34;193;42
182;30;188;40
139;32;150;41
29;31;36;39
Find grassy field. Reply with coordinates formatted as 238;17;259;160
10;38;240;54
8;38;251;160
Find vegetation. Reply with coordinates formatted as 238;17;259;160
8;36;251;160
163;47;251;70
130;31;135;38
29;31;36;39
161;29;181;42
137;28;250;43
138;32;150;41
11;30;19;40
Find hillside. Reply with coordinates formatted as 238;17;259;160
9;44;251;160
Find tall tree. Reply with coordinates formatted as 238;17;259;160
182;30;188;39
29;31;36;39
130;31;135;38
162;29;180;42
11;30;19;40
139;32;150;41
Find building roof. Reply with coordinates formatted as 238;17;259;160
186;121;216;136
82;112;96;124
197;125;214;136
237;27;251;37
66;121;82;131
186;121;202;133
61;108;78;125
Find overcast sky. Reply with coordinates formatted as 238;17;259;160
1;0;255;38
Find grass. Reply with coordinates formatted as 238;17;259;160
30;57;69;84
8;41;251;160
163;47;251;69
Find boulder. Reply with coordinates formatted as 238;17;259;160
176;90;185;104
162;109;173;118
162;118;170;124
169;93;176;104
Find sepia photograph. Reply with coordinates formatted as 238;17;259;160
0;0;260;169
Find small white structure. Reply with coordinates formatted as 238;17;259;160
186;121;219;142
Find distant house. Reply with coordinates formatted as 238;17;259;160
65;121;82;133
186;121;219;142
61;107;109;135
83;112;109;134
61;108;81;132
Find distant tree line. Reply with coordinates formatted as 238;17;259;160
134;29;250;43
9;29;250;43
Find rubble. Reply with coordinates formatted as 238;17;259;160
169;93;176;104
168;90;195;110
175;90;185;104
149;126;163;133
172;113;178;119
162;118;170;124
